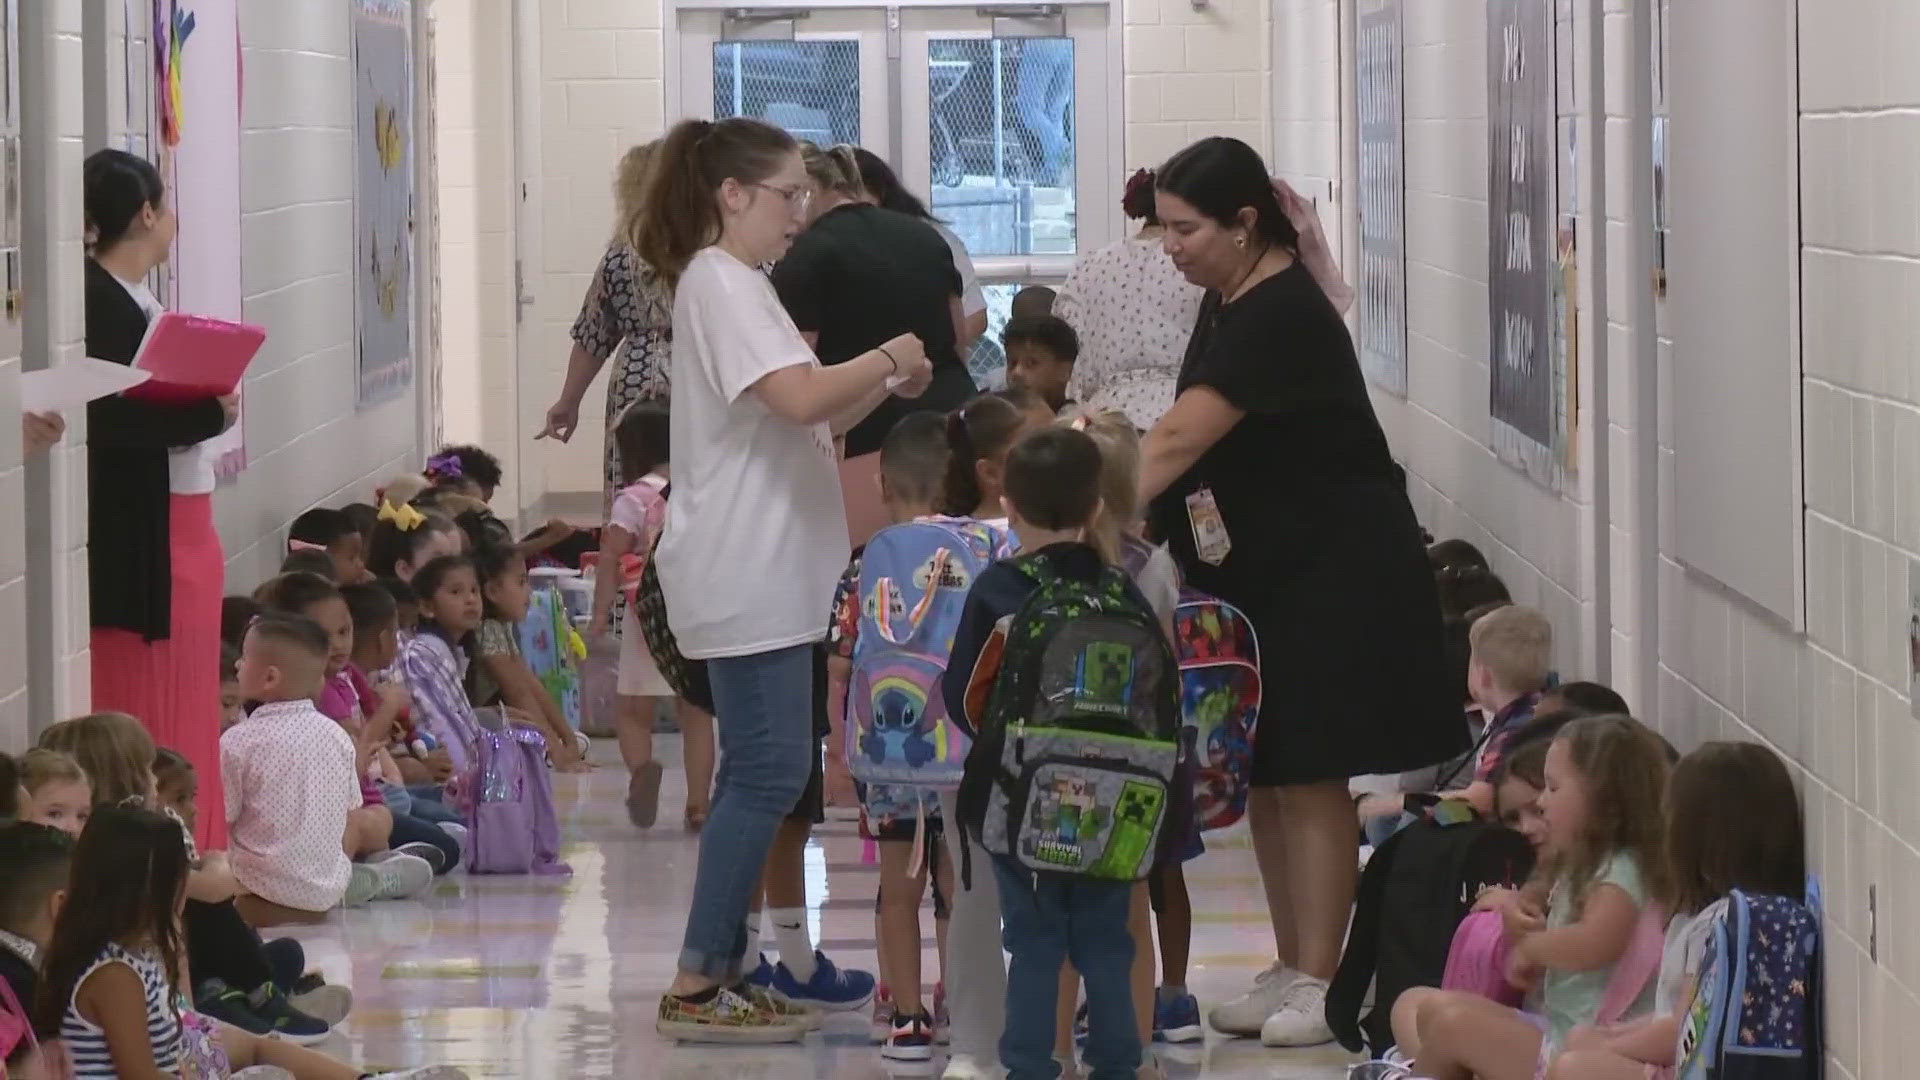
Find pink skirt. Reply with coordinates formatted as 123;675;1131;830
91;493;226;850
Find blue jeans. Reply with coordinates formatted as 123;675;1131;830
991;857;1140;1079
392;782;464;825
678;643;817;980
1015;38;1074;184
388;809;461;875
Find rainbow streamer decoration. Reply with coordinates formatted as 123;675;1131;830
155;0;196;146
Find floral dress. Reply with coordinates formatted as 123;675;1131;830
1056;235;1205;431
570;241;673;508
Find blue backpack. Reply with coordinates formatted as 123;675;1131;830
1676;883;1823;1080
846;518;1010;790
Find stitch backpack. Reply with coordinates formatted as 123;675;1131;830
848;518;1009;791
960;551;1181;882
457;707;572;876
1676;884;1823;1080
1117;538;1262;833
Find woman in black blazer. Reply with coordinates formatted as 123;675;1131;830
84;149;237;848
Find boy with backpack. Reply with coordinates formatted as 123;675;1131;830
827;411;1014;1064
949;427;1183;1079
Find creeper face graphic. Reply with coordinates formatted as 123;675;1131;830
1075;641;1135;715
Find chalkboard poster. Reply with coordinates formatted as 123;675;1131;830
1487;0;1555;459
1355;0;1406;394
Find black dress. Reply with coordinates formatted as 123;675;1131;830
1147;261;1461;785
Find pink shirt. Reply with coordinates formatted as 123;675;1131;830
221;699;361;912
317;668;383;806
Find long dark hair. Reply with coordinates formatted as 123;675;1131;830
850;146;934;221
1663;742;1806;916
940;394;1029;517
1155;137;1299;251
34;805;191;1038
614;399;671;484
636;117;798;287
84;148;165;252
367;509;460;580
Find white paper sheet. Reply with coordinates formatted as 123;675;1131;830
20;359;152;413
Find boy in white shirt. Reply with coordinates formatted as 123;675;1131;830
223;613;431;927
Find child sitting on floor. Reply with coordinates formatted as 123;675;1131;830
288;506;371;584
366;503;464;582
343;582;456;814
1547;742;1808;1080
15;750;89;837
222;612;432;926
468;542;588;772
256;572;458;877
1391;716;1671;1079
1436;605;1553;816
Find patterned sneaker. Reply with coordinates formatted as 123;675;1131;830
656;985;807;1044
388;841;449;875
932;981;950;1045
768;950;876;1011
1153;990;1204;1044
739;982;822;1032
881;1010;936;1063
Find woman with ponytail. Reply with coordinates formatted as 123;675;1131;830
82;148;239;850
637;117;932;1044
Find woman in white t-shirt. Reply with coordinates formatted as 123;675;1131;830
635;116;933;1044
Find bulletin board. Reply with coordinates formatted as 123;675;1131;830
351;0;415;407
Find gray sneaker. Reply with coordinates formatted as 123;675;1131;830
344;863;381;907
1207;960;1303;1036
365;852;435;900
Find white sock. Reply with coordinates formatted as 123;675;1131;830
743;913;763;962
770;907;816;981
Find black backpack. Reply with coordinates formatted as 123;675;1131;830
634;530;716;715
1326;814;1536;1055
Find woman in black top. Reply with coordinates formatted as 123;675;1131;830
1137;138;1459;1045
82;149;238;849
772;143;973;547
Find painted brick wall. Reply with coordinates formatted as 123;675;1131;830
1650;3;1920;1075
1124;0;1270;171
217;2;420;590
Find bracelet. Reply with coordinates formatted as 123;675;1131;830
877;345;900;377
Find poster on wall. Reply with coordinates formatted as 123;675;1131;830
1355;0;1407;395
1486;0;1558;488
156;0;247;478
351;0;414;407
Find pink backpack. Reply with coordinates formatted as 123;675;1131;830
0;975;74;1080
1443;901;1668;1022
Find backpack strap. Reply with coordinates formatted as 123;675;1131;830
0;969;36;1059
1596;902;1669;1025
873;548;952;646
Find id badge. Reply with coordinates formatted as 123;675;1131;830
1185;487;1231;566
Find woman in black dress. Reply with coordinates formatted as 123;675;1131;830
1137;138;1460;1047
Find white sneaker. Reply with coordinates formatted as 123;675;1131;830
1207;960;1303;1035
343;864;381;908
365;852;436;901
941;1053;1000;1080
1259;976;1334;1047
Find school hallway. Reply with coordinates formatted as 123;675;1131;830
272;735;1360;1079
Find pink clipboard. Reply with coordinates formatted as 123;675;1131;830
125;311;266;404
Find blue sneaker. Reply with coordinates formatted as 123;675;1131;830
743;954;776;991
768;950;875;1011
1154;991;1204;1044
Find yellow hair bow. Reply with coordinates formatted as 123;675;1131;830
378;500;427;532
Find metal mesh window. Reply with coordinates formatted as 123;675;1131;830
928;37;1075;258
712;41;861;147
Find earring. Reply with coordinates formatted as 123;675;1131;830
1235;234;1247;249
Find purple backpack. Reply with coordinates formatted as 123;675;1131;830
460;708;572;876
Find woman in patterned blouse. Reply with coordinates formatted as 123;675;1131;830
538;142;673;505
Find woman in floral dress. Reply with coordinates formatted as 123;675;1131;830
538;142;670;501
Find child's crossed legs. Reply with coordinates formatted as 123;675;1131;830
1396;987;1545;1080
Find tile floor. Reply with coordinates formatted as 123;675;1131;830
281;737;1362;1079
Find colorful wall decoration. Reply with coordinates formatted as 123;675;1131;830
351;0;414;406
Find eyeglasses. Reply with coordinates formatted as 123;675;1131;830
756;183;813;218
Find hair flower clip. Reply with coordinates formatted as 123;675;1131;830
424;452;465;482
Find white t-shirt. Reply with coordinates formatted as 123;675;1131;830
111;271;219;494
931;222;986;318
1656;898;1727;1014
655;247;848;661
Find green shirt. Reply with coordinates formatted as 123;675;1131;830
1540;851;1657;1049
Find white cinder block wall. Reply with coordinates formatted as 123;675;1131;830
1277;0;1920;1072
1124;0;1270;168
217;2;421;589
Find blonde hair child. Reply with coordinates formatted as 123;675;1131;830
1393;716;1672;1079
18;748;90;836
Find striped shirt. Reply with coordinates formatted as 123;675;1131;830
60;942;182;1077
399;629;482;773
